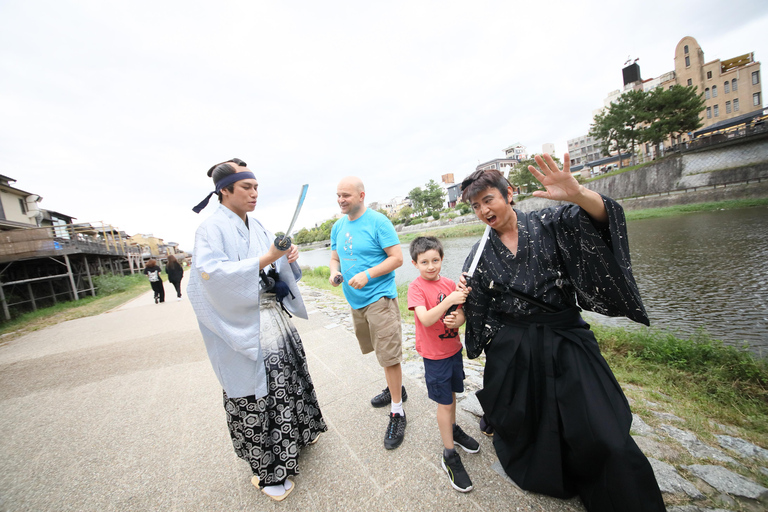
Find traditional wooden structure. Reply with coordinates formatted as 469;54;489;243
0;221;143;321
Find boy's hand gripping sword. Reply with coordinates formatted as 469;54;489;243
274;184;309;251
446;224;491;315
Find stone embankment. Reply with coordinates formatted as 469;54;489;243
300;283;768;512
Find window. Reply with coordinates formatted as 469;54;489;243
734;98;739;111
732;78;738;91
753;71;760;85
707;70;712;79
19;198;27;214
755;92;762;106
712;85;717;97
726;101;731;114
687;78;693;86
724;81;730;93
705;88;710;99
684;45;689;54
685;56;690;67
714;104;719;117
706;107;712;119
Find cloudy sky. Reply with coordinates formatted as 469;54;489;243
2;1;767;251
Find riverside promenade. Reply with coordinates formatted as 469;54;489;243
0;286;583;512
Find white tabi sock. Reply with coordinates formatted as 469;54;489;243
391;400;404;416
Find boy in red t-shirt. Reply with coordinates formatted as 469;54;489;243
407;236;480;493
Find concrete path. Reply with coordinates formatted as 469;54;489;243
0;286;584;512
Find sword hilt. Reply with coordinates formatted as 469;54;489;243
275;235;292;251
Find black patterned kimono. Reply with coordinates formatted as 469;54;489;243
462;196;664;512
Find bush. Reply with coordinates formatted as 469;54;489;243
432;212;440;220
92;273;146;296
458;203;471;215
312;266;331;279
408;219;425;226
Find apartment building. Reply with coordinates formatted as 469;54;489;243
658;36;762;138
566;135;603;168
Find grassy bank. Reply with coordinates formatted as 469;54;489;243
0;273;151;343
623;197;768;221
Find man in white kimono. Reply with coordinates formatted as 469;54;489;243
188;158;326;502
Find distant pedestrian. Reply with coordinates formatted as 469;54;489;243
407;236;479;493
143;259;165;304
165;254;184;300
329;176;407;450
188;157;326;502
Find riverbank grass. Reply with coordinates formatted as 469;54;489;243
0;273;150;343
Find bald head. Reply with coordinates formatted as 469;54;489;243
338;176;365;193
337;176;366;220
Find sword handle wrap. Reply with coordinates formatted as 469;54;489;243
274;235;292;251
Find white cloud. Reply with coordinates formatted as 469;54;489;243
2;0;767;250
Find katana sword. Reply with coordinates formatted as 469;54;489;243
465;224;492;278
446;224;491;315
275;184;309;250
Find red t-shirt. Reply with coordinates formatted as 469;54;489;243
407;276;463;360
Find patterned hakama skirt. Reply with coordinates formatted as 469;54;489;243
223;296;327;486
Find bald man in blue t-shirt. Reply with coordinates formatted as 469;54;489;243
330;176;407;450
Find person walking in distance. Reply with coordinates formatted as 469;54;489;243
143;259;165;304
329;176;407;450
165;254;184;300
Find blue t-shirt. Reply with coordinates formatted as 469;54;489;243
331;209;400;309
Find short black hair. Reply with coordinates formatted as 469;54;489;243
207;158;247;202
460;168;514;206
409;236;444;262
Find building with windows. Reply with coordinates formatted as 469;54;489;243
659;36;762;137
0;175;44;230
566;135;604;168
476;143;528;173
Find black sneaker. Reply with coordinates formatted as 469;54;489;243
370;385;408;408
384;412;406;450
442;450;473;492
453;424;480;453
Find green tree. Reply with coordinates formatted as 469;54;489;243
590;109;628;168
408;187;425;215
508;155;562;192
615;89;648;165
644;85;705;151
423;179;446;212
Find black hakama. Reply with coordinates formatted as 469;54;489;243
463;197;664;512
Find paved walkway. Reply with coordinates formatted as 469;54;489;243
0;285;584;512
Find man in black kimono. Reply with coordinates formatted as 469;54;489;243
459;154;664;512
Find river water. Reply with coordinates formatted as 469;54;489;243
298;207;768;355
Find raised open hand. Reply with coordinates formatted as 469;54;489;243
527;152;582;202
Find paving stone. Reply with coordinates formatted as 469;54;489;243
660;425;739;465
716;435;768;462
634;436;683;462
666;506;731;512
630;413;656;437
652;411;684;423
648;458;704;499
458;392;484;417
682;464;768;500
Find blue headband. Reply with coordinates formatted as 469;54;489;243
192;171;257;213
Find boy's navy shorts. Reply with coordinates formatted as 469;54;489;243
423;349;465;405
